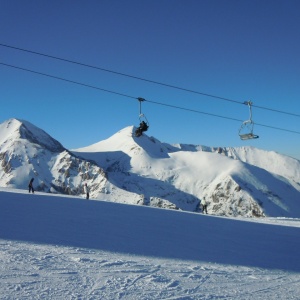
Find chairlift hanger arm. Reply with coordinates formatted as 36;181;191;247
243;101;253;122
137;97;146;117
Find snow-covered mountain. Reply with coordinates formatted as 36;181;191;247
0;118;106;196
1;118;300;218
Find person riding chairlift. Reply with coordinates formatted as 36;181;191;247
139;121;148;132
135;120;148;137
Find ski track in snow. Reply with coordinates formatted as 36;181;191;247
1;240;299;300
1;189;300;299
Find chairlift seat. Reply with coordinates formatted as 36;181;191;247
239;133;259;140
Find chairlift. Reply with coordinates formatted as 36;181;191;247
135;97;149;137
238;101;259;140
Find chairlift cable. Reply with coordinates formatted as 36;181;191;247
1;42;300;118
1;61;300;135
0;62;135;100
0;43;241;105
145;99;242;122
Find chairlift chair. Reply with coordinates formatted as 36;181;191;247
238;101;259;140
135;97;149;137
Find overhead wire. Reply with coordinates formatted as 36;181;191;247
1;61;300;135
146;99;300;135
0;62;135;100
1;42;300;118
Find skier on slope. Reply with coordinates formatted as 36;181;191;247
201;197;208;214
84;183;90;200
28;178;35;193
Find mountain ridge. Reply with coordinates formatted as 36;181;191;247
0;118;299;217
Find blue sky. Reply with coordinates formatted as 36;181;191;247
0;0;300;159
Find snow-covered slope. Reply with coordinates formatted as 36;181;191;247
0;189;300;299
227;146;300;183
1;118;300;218
169;143;300;185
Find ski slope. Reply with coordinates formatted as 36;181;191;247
0;188;300;299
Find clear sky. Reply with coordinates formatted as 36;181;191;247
0;0;299;159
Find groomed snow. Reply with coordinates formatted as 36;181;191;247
0;188;300;299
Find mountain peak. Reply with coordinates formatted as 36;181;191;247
75;125;170;158
0;118;65;152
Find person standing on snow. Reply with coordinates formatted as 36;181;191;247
84;183;90;200
201;197;208;214
28;178;35;193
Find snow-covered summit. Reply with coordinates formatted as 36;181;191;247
76;126;170;159
0;118;65;152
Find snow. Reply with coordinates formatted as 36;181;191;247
74;126;300;217
227;146;300;184
0;188;300;299
0;118;64;153
1;119;300;218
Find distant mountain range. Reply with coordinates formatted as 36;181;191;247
1;118;299;218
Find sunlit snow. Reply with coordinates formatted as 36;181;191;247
0;188;299;299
